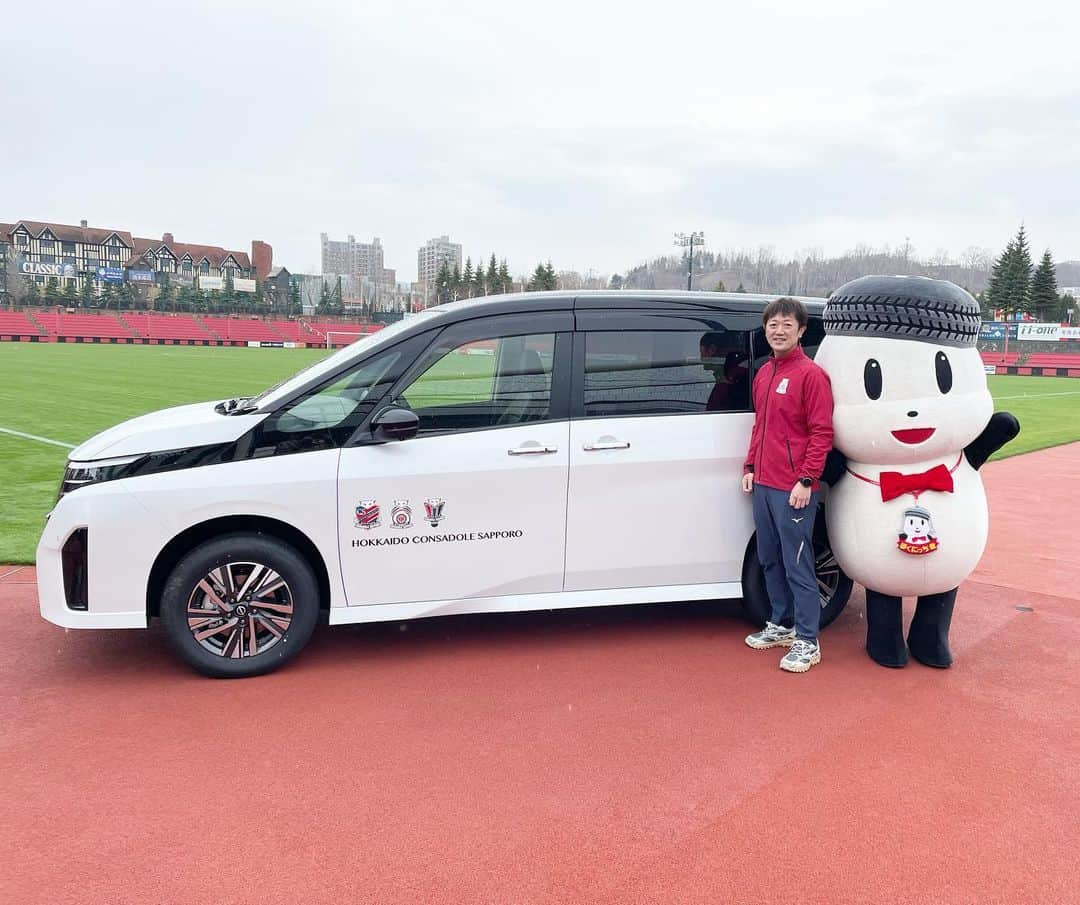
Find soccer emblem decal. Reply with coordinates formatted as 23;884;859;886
354;500;380;530
390;499;412;529
897;505;939;556
424;498;445;527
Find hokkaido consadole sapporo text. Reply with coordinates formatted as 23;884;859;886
352;530;525;548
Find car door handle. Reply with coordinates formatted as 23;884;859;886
508;443;559;456
583;437;631;451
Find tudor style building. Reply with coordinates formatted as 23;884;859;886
2;219;273;293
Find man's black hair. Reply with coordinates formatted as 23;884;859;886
761;297;808;328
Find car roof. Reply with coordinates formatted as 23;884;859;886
421;289;827;326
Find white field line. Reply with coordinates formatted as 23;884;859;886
994;390;1080;400
0;426;76;449
0;566;25;581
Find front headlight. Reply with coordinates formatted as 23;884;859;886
58;455;145;501
56;443;237;502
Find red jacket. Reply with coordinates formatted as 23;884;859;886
744;346;834;492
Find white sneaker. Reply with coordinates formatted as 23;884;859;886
745;621;797;649
780;638;821;673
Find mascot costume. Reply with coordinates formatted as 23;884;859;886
815;276;1020;668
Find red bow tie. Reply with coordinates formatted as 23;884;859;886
878;464;954;502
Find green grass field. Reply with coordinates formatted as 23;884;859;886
2;344;1078;564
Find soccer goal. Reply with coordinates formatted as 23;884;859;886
325;331;366;349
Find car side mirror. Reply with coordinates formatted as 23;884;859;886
371;406;420;442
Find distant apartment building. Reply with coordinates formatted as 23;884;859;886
417;235;463;289
320;232;396;287
2;218;271;292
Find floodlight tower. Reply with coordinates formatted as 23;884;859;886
674;231;705;290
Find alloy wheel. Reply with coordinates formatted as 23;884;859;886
185;561;294;659
815;545;841;609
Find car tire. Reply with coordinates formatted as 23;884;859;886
740;505;853;630
160;533;320;678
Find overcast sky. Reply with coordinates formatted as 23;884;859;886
5;0;1080;281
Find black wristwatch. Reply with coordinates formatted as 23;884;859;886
798;477;813;488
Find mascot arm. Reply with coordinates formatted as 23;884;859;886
822;448;848;486
963;412;1021;471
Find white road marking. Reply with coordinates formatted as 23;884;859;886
0;426;76;449
995;390;1080;400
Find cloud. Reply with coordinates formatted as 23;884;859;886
4;0;1080;278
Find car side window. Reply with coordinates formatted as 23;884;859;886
249;337;425;457
801;317;825;358
583;328;751;417
397;332;556;434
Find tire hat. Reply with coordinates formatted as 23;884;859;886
824;275;980;348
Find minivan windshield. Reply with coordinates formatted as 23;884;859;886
245;310;441;411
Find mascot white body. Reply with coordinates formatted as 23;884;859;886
815;276;1019;668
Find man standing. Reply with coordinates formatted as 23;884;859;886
742;298;834;672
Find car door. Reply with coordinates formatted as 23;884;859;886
564;308;757;592
338;312;573;606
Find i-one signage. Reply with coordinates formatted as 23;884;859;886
96;266;125;283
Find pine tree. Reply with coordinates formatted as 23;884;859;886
1029;250;1059;321
62;279;78;304
462;258;474;298
1008;224;1033;315
435;260;451;304
117;283;136;311
79;276;95;308
497;260;511;293
486;254;498;295
984;241;1013;317
713;280;726;292
609;274;624;290
25;280;41;305
542;260;557;290
44;277;63;304
289;280;302;316
451;264;462;301
735;282;746;293
527;263;547;291
473;257;485;297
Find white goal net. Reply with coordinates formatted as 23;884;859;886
325;331;366;349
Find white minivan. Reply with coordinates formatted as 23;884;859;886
38;291;851;677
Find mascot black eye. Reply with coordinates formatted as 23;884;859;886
863;359;882;400
935;351;953;394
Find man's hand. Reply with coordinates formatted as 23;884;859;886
741;472;754;493
789;481;812;509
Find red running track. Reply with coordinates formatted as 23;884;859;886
1;445;1078;904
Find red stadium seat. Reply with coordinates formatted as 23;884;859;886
0;310;44;336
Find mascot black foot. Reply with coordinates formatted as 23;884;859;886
865;591;908;667
865;589;957;668
907;589;956;668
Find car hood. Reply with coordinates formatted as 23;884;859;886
69;402;269;462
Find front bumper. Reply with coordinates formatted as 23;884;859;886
37;487;152;630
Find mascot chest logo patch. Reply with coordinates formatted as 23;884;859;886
897;505;939;555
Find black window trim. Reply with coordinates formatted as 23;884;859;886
571;309;758;421
237;330;435;458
